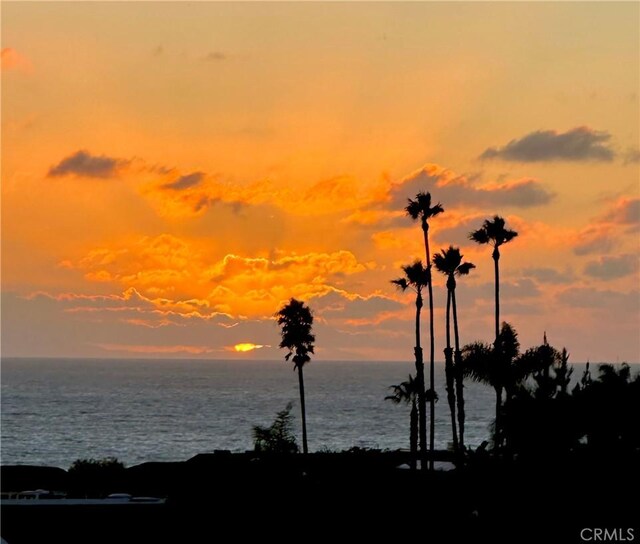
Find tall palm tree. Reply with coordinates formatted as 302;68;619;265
391;261;430;468
406;192;444;469
433;246;475;450
468;216;518;344
386;374;420;469
276;298;315;455
462;322;521;447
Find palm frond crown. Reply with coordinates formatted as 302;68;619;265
456;262;476;276
469;215;518;248
385;375;419;404
405;192;444;223
433;246;475;278
275;298;315;368
392;260;429;292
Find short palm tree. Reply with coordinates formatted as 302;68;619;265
386;374;420;469
406;192;444;469
391;260;430;468
462;322;521;447
433;246;475;450
468;216;518;344
276;298;315;454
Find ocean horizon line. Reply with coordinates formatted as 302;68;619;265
2;356;639;365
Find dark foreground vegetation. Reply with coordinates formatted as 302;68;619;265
2;445;639;544
2;362;639;544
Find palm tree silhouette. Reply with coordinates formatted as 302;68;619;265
468;216;518;344
433;246;475;450
462;322;521;447
276;298;315;455
406;192;444;469
386;374;420;469
391;260;430;468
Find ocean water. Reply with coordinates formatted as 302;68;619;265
2;358;497;468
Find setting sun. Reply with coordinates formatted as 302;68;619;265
233;343;268;353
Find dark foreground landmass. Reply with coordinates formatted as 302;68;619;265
2;449;639;544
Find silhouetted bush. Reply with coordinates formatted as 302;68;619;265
252;403;299;454
68;457;126;496
503;361;639;458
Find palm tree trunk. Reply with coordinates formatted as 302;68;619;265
423;226;435;471
414;293;427;470
410;401;418;471
493;247;502;449
451;287;465;450
444;288;458;452
494;384;503;448
493;247;500;344
297;365;308;454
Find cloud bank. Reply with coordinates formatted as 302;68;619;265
389;164;554;211
48;150;130;178
584;254;639;280
480;127;615;162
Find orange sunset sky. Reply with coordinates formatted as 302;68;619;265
2;2;639;362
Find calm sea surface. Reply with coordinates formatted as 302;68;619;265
0;358;597;468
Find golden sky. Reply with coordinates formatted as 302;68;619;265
2;2;639;362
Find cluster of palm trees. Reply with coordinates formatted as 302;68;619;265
274;191;519;462
389;192;518;468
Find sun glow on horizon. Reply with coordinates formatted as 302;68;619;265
233;343;269;353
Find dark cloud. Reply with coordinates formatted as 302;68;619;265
573;226;616;256
521;267;575;285
484;278;540;300
162;172;206;191
480;127;615;162
603;198;640;225
573;237;615;256
584;254;639;280
557;287;639;313
495;300;545;316
203;51;227;61
48;150;128;178
623;148;640;165
390;166;554;211
456;278;541;303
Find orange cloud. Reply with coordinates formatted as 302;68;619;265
61;235;376;318
205;250;376;316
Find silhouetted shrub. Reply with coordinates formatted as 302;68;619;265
253;403;299;454
69;457;125;473
68;457;126;496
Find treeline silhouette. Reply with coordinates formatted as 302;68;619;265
271;190;636;470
